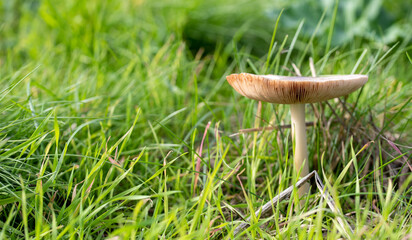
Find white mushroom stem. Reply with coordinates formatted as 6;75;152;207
290;103;310;197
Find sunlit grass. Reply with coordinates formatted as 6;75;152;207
0;0;411;239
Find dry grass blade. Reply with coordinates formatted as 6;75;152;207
309;57;316;77
292;62;302;76
193;121;211;195
229;122;315;137
385;138;412;171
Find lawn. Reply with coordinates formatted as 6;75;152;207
1;0;411;239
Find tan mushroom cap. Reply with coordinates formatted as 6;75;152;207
226;73;368;104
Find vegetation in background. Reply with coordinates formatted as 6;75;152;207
0;0;411;239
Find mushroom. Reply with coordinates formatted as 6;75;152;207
226;73;368;197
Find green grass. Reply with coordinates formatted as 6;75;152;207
1;0;412;239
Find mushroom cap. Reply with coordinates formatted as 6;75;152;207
226;73;368;104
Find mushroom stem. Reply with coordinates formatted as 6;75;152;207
290;103;310;197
